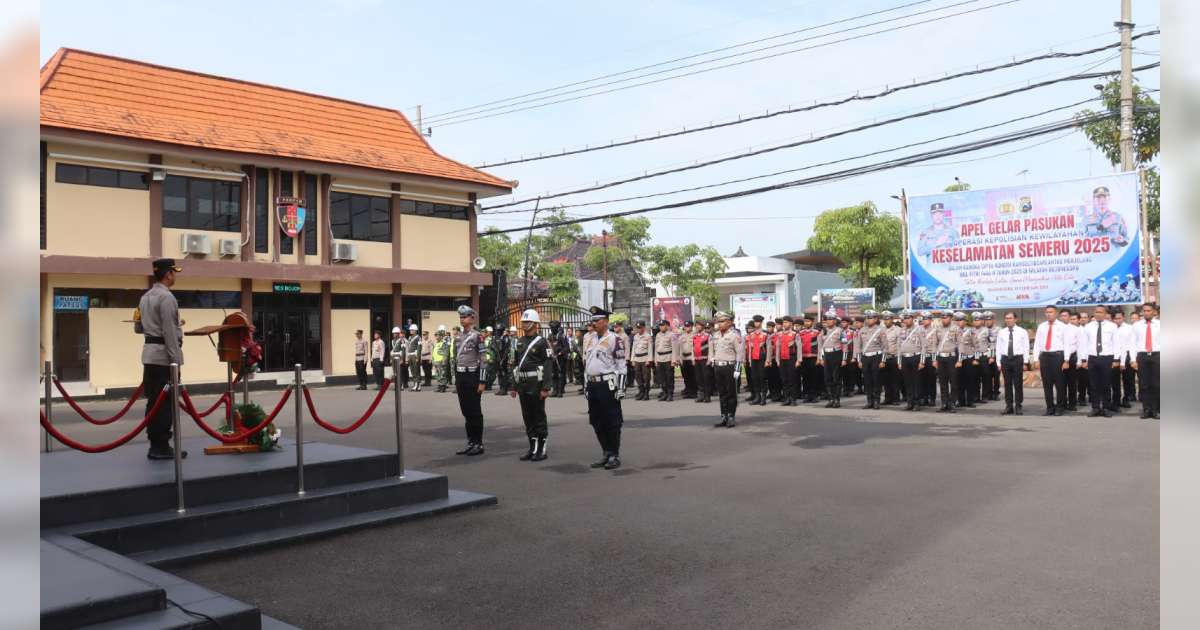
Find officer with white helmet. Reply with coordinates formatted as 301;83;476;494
404;324;422;391
509;309;557;461
389;326;406;390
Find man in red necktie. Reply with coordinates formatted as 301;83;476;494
1033;305;1070;416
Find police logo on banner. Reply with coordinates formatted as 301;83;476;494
276;195;307;238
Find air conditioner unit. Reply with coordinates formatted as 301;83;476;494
180;233;210;256
332;241;358;262
218;239;240;257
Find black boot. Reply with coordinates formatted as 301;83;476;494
455;442;475;455
466;443;485;456
604;453;622;470
519;437;535;461
591;452;611;468
725;414;736;428
714;414;729;428
531;437;548;462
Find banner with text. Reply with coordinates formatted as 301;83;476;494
907;172;1142;309
651;297;694;331
730;294;777;331
817;288;875;319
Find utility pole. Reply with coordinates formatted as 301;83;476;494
522;198;542;299
1117;0;1135;171
899;189;911;310
602;229;610;311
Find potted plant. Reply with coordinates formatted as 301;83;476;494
223;402;282;451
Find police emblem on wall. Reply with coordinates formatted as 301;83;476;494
276;196;307;238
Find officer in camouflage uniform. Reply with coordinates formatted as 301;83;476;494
509;309;557;461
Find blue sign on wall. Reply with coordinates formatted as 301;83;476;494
54;295;89;312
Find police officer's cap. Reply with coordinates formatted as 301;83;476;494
657;319;670;327
409;324;418;331
953;311;966;320
437;324;447;332
765;320;776;327
900;310;914;319
920;310;933;320
549;319;561;327
853;315;866;323
684;320;694;327
714;311;732;322
457;305;476;318
635;320;645;328
508;325;517;333
588;306;611;321
864;309;878;318
1093;186;1110;197
982;311;994;319
781;315;794;323
881;310;895;318
520;309;540;323
391;326;402;334
752;314;765;322
152;258;182;274
930;202;945;213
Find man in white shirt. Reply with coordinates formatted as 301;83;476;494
1113;311;1136;409
1079;305;1121;417
1130;303;1160;419
1032;305;1070;416
1059;309;1080;411
995;311;1030;415
1073;312;1091;407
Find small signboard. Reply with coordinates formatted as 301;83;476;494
276;195;307;238
272;282;302;294
54;295;89;312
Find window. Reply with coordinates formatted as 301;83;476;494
398;198;469;220
173;291;242;309
254;168;269;253
402;296;471;311
280;172;294;254
332;294;393;309
40;142;46;250
162;175;241;232
55;163;149;190
330;191;391;242
304;174;318;255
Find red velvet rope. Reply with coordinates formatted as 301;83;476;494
182;388;292;444
40;387;169;453
303;379;391;434
52;379;144;426
179;390;231;419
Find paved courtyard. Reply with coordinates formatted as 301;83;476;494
53;382;1158;629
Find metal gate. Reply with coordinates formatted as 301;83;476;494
503;299;593;335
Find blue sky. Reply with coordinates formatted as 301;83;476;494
40;0;1160;257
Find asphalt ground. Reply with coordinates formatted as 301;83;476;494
49;380;1158;630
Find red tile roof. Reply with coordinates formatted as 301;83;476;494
40;48;512;191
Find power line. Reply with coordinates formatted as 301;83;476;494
478;112;1113;236
429;0;1022;127
482;62;1158;211
473;30;1158;168
902;130;1076;166
480;97;1103;215
425;0;936;122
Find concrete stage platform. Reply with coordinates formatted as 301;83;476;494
41;437;497;628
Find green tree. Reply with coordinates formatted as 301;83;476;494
529;208;586;260
477;229;525;278
582;216;651;273
1077;78;1160;232
535;261;580;304
642;243;727;313
944;178;971;192
806;201;903;303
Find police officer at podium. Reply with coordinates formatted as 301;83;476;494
135;258;187;460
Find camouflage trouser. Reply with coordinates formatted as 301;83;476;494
436;364;450;387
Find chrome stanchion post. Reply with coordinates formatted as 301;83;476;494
43;361;53;453
294;363;305;496
170;363;185;514
226;361;234;430
242;350;250;406
392;352;405;479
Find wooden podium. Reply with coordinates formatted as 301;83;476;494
186;312;262;454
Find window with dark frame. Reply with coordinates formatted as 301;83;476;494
280;171;294;254
304;174;318;255
55;163;149;190
40;142;46;250
254;167;269;253
398;198;469;220
330;191;391;242
161;174;241;232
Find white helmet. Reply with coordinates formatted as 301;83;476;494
391;326;402;334
408;324;418;331
521;309;540;323
485;326;494;332
437;324;447;332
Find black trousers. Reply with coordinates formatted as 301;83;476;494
882;358;900;402
749;358;766;397
1065;354;1078;407
714;364;737;416
987;358;1001;399
767;364;781;399
142;364;173;448
1109;364;1123;410
1121;355;1137;403
355;359;368;388
655;362;675;395
372;359;386;389
553;358;567;395
455;370;484;443
1001;357;1024;408
921;358;937;403
1076;361;1090;403
822;351;843;399
422;360;433;385
1037;351;1066;411
693;359;709;399
1087;356;1114;411
842;359;858;396
1137;352;1160;414
516;384;548;439
587;380;623;455
634;362;652;395
900;356;920;405
936;355;958;408
800;357;820;400
681;360;696;396
957;357;977;406
706;363;717;396
779;359;798;401
863;355;883;403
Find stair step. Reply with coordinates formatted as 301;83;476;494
62;472;446;555
259;614;302;630
78;599;259;630
134;489;497;567
41;539;165;629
